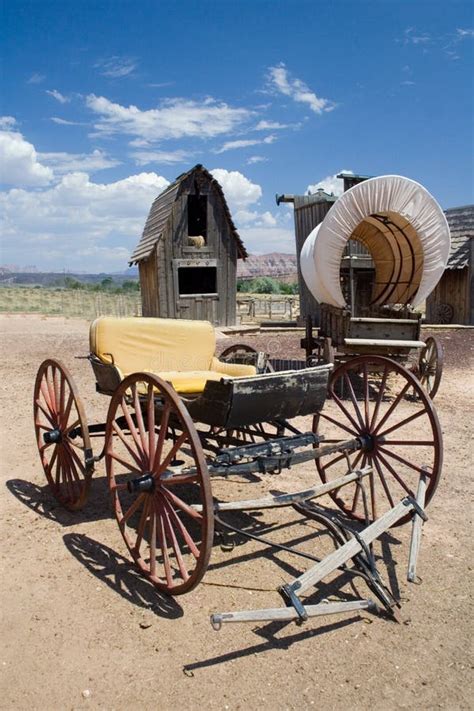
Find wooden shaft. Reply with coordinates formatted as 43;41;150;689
209;467;372;512
407;471;428;582
210;599;375;628
291;498;414;597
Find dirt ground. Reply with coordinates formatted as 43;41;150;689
0;314;473;711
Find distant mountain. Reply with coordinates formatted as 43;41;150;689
237;253;298;281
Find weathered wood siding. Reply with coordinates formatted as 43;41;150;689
426;267;471;324
138;250;159;316
139;170;237;325
293;199;334;324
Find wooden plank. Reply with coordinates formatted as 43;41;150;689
210;599;375;628
344;338;425;348
407;471;428;582
350;317;418;324
211;467;372;511
292;498;414;596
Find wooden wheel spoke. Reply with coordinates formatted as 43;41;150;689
318;411;357;437
64;417;80;435
40;381;55;415
120;396;146;463
373;456;395;508
375;450;415;496
112;421;146;469
363;363;370;427
161;501;189;582
162;472;199;486
161;486;202;522
133;497;150;554
64;441;86;475
46;369;57;415
343;372;365;429
369;364;389;431
383;440;435;446
45;446;58;476
377;446;432;477
35;399;56;427
121;493;146;527
373;381;412;435
108;450;142;476
156;502;173;587
321;451;349;471
61;391;74;430
132;384;149;457
152;403;171;472
156;432;189;476
149;507;157;577
147;384;156;465
378;407;427;438
330;390;362;433
162;497;200;558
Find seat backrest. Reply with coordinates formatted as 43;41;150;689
90;317;216;375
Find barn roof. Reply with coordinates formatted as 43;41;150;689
129;164;247;264
445;205;474;269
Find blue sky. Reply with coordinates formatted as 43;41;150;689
1;0;473;272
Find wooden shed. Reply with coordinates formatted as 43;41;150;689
277;173;372;323
130;164;247;326
426;204;474;325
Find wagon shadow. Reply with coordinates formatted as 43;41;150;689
63;533;183;620
183;613;375;674
6;475;112;525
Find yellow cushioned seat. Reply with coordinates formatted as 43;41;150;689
90;317;256;394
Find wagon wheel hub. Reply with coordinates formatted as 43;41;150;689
43;427;62;445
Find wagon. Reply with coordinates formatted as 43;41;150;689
33;315;442;625
297;175;451;399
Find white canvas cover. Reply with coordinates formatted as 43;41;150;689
300;175;451;308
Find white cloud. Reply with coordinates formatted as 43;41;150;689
307;170;353;197
0;116;16;129
0;171;169;270
402;28;431;45
46;89;70;104
27;73;46;85
86;94;252;142
215;134;276;153
95;56;137;78
210;169;262;210
38;149;121;174
456;28;474;38
267;64;336;114
254;120;290;130
131;149;190;165
246;155;268;165
51;117;87;126
0;129;53;186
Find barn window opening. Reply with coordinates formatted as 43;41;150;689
188;195;207;239
178;266;217;295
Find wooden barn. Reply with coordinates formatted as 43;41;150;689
426;204;474;325
130;164;247;326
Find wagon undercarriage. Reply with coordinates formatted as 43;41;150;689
33;342;441;630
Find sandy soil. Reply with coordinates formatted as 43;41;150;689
0;314;473;710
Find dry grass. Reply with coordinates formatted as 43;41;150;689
0;287;142;319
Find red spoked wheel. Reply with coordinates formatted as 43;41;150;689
418;337;443;399
104;373;214;595
314;355;443;525
33;359;93;510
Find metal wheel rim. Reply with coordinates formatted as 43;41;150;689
33;358;92;511
105;372;214;595
314;355;443;526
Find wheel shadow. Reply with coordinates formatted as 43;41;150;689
63;533;183;619
6;476;112;525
